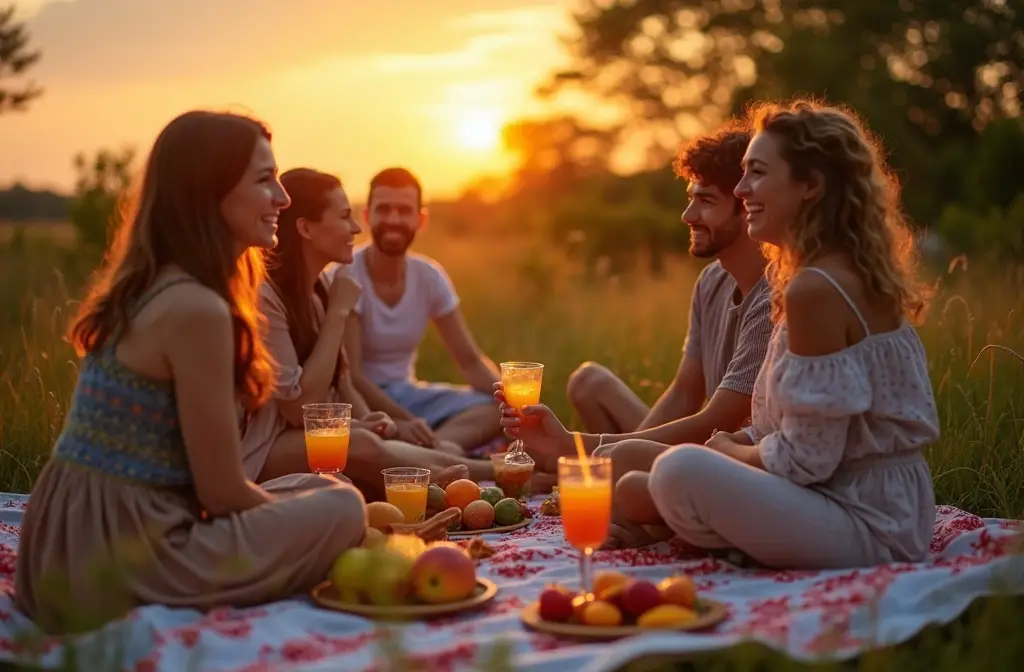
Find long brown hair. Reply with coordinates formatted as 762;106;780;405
747;99;930;324
267;168;345;381
69;110;276;409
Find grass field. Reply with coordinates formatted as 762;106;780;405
1;220;1022;670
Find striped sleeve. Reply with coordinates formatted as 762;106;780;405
682;265;708;357
717;282;773;396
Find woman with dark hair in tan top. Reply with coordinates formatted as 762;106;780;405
243;167;496;498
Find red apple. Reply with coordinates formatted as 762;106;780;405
409;546;477;604
619;580;663;618
538;587;575;622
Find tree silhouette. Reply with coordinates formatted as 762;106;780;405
541;0;1023;165
0;4;42;115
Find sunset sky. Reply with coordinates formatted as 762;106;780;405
0;0;582;200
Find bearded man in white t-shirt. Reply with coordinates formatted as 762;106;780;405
341;167;504;455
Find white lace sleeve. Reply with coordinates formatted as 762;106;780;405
759;352;872;485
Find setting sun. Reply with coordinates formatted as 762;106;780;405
454;110;503;152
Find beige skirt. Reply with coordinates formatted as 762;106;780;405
14;460;367;634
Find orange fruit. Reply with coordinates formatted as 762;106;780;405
636;604;696;628
658;575;697;609
461;500;495;530
593;570;630;596
366;501;405;532
444;479;482;510
582;600;623;627
571;593;593;622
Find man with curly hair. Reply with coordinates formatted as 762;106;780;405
565;120;771;452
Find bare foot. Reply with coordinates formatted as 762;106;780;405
530;471;557;495
602;521;660;550
642;524;675;542
433;465;469;488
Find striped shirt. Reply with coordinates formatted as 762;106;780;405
683;261;773;400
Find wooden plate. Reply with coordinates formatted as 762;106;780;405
520;598;728;640
311;578;498;620
448;519;530;537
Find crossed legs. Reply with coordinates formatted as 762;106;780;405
566;362;649;434
621;444;888;569
434;403;504;452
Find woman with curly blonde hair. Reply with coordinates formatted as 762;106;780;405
642;99;941;569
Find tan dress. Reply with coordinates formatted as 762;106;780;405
241;273;339;480
14;279;367;634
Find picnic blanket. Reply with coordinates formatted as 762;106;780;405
0;492;1019;672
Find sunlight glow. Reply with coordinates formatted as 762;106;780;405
454;110;503;152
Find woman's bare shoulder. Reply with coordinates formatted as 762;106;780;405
131;274;233;348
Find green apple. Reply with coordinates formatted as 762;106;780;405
331;547;372;602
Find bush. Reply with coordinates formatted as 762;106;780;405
69;147;136;251
936;194;1024;264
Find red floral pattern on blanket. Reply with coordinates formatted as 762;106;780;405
0;497;1018;672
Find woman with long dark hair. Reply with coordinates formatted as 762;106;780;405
243;167;495;495
14;112;367;634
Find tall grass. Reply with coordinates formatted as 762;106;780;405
0;222;1022;670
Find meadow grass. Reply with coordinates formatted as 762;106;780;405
0;221;1022;670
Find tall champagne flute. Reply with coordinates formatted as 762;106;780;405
500;362;543;468
558;455;612;594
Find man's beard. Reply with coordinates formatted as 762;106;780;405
372;225;416;257
688;219;744;259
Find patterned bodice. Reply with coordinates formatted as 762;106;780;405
51;278;196;486
52;343;191;486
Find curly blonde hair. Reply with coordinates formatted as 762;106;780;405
747;99;929;324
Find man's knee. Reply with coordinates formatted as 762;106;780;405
566;361;614;404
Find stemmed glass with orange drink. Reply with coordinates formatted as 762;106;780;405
558;437;612;594
302;403;352;474
499;362;543;469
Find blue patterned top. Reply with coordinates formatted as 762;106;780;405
52;344;191;486
52;279;195;486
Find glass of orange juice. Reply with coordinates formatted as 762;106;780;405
302;403;352;475
500;362;543;467
491;453;534;500
382;467;431;523
558;456;612;594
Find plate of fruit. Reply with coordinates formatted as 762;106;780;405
428;478;532;537
312;528;498;620
520;571;727;639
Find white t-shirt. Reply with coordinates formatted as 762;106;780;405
335;245;460;385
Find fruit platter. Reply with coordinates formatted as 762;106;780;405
427;478;533;537
520;570;727;639
312;516;499;620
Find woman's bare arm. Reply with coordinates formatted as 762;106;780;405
164;289;273;516
336;365;372;418
275;307;350;427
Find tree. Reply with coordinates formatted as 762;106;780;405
0;4;43;115
70;147;136;250
502;115;617;196
542;1;1023;165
